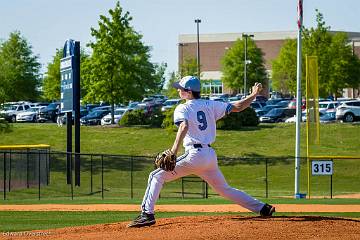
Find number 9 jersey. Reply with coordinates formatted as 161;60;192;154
174;99;233;147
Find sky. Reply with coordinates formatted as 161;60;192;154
1;0;360;78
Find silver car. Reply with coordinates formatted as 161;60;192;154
101;108;128;125
16;106;45;122
336;100;360;122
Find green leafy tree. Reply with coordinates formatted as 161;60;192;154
164;71;180;99
148;62;167;95
221;38;267;94
82;2;159;123
302;10;333;97
272;10;360;98
180;57;198;77
0;31;40;102
164;57;199;99
42;49;62;101
271;39;298;94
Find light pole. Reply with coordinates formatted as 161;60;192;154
195;19;201;80
242;33;254;96
178;43;186;77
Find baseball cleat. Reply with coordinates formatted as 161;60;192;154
127;212;156;228
260;203;275;217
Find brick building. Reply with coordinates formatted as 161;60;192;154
178;31;360;98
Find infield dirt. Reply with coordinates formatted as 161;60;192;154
1;215;360;240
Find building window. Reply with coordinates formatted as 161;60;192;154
202;79;223;95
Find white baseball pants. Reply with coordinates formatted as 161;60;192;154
141;146;265;214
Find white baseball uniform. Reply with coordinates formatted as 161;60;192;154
141;99;265;214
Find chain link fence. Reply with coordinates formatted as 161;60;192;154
1;150;359;200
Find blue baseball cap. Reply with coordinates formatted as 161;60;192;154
172;76;201;92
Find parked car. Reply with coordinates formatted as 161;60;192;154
127;101;140;110
151;94;168;105
16;106;45;122
254;95;268;103
318;101;339;114
275;100;292;108
260;108;296;123
0;103;32;122
101;108;128;125
210;94;229;102
255;105;282;117
266;98;285;106
58;108;89;125
37;102;60;123
319;111;336;123
80;110;110;126
210;96;227;102
285;111;306;123
90;105;111;112
161;99;182;112
84;104;100;112
336;100;360;122
141;97;156;106
250;101;266;110
30;102;49;108
235;93;244;99
228;96;242;102
288;99;306;110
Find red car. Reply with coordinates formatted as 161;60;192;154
288;99;306;110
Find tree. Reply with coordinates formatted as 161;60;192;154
179;57;198;78
164;71;179;98
0;31;40;103
164;57;199;99
147;62;167;95
221;38;267;94
42;48;89;101
82;2;160;123
272;10;360;98
42;49;62;101
271;39;298;94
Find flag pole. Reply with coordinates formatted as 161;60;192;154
295;0;303;198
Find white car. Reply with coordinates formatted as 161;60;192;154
101;108;128;125
285;111;306;123
336;100;360;122
161;99;182;111
318;101;339;114
16;106;45;122
0;103;32;122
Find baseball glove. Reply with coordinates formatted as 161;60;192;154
154;149;176;171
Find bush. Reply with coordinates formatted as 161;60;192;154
119;109;147;126
148;107;165;127
0;117;11;133
161;106;177;131
119;107;165;128
216;107;259;130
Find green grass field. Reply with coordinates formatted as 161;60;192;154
0;123;359;232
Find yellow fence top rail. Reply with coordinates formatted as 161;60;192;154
0;144;50;150
308;155;360;160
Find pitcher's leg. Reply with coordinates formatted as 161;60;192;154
200;168;265;213
141;153;191;214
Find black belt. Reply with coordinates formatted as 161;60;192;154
193;144;211;148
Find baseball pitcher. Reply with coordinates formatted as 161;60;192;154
128;76;275;228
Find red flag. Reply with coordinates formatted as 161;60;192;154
297;0;303;29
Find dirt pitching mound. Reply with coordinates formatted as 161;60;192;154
3;215;360;240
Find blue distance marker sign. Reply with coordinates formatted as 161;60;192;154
60;56;74;112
